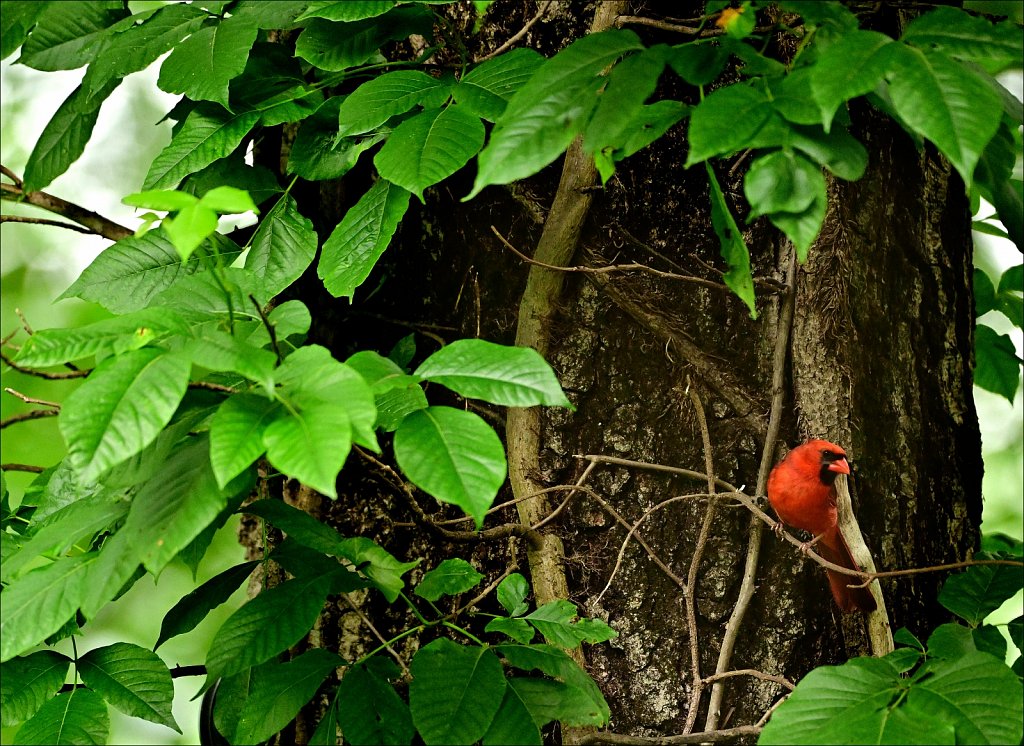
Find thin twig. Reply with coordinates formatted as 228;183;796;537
453;564;518;617
0;349;90;379
0;463;45;473
702;668;794;691
188;381;237;394
0;215;97;234
476;0;553;61
683;383;718;734
249;294;281;364
14;308;33;336
1;182;132;241
341;594;410;676
4;388;60;408
0;164;23;186
0;409;59;429
492;225;735;293
577;724;763;745
577;454;739;492
704;248;795;732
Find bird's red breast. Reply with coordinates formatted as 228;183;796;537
767;439;849;536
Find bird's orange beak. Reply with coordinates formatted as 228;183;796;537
827;458;851;475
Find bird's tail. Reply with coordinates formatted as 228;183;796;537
819;526;877;613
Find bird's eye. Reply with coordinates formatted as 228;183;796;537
822;450;833;459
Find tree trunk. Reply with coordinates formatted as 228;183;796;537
246;1;983;740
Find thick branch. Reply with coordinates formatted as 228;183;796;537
1;181;132;241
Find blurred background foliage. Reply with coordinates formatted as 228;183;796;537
1;15;1021;746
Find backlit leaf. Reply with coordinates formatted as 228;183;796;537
157;15;258;108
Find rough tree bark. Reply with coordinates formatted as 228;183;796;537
245;1;983;742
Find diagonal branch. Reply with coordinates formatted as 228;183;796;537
1;179;132;241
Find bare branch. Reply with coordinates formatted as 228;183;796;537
477;1;553;61
4;387;60;409
0;215;97;234
0;348;90;379
0;409;59;429
577;724;763;745
1;181;132;241
0;463;45;473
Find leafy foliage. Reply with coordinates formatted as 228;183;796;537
0;0;1020;744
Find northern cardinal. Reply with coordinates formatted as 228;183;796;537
767;439;877;613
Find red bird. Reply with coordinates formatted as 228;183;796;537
767;439;877;613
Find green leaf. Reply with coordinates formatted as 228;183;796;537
345;350;427;431
143;104;261;191
453;48;544;122
318;179;411;300
335;70;454;137
886;45;1003;187
0;651;71;727
16;1;127;71
289;97;385;181
118;434;250;575
245;195;318;297
83;3;208;94
335;537;418;603
524;600;617;648
23;78;120;192
497;573;530;617
468;29;644;199
508;678;605;729
0;492;128;583
148;265;267;322
375;105;485;201
808;30;897;131
262;397;351;498
204;574;333;686
295;6;434;72
243;499;347;556
497;643;610;724
393;406;506;529
668;42;729;86
1;2;49;62
415;339;572;408
998;264;1023;296
77;532;140;621
156;561;258;649
181;329;277;393
162;202;220;260
242;299;312;350
785;123;868;182
685;84;772;166
198;185;258;214
296;1;397;22
584;47;668;158
744;150;823;218
974;324;1021;403
482;685;542;746
209;393;278;488
485;617;535;644
0;554;93;663
706;163;757;317
409;638;506;746
769;187;827;261
771;67;821;126
14;689;109;746
123;189;199;211
77;643;178;732
907;652;1023;745
901;5;1024;75
309;697;341;746
58;232;243;314
975;269;996;317
336;660;414;746
938;560;1024;625
232;649;345;745
157;15;258;108
59;347;190;481
415;558;484;602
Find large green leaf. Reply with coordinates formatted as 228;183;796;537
744;150;824;218
156;15;258;108
77;643;178;732
295;1;397;22
117;434;249;575
209;393;279;488
974;324;1021;403
289;97;385;181
453;48;544;122
482;684;542;746
808;30;897;131
769;187;827;262
58;232;241;313
13;689;109;746
155;561;258;649
468;29;644;198
335;537;418;603
336;70;453;137
886;45;1003;187
414;339;571;407
336;660;414;746
0;554;94;662
685;84;773;166
374;105;485;201
0;650;70;727
938;556;1024;624
204;574;332;685
583;47;666;157
497;643;609;725
414;558;483;602
179;328;277;393
59;347;190;480
77;531;140;620
393;406;506;529
143;105;261;191
232;649;345;745
409;639;506;746
706;163;757;317
318;179;411;300
262;397;352;498
524;601;617;649
16;1;126;71
245;195;318;297
294;5;433;72
83;3;207;95
901;5;1024;75
345;350;426;432
22;78;120;192
1;2;49;62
